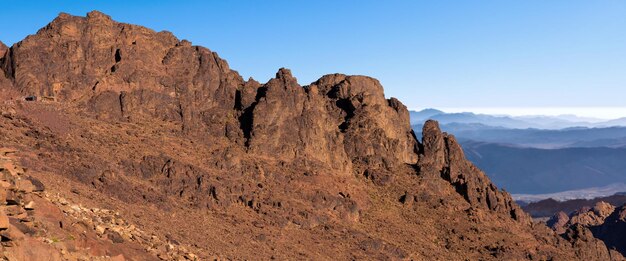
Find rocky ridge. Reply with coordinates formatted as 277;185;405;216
0;11;521;222
0;11;621;260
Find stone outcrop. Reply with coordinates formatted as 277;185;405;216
245;70;419;173
3;11;243;137
0;41;12;91
590;205;626;256
570;202;616;227
548;201;616;234
547;211;571;234
0;41;7;59
418;120;528;222
562;224;622;261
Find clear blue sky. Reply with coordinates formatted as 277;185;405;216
1;1;626;109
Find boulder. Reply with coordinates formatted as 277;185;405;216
0;210;9;230
547;211;570;234
568;201;615;227
26;177;45;192
24;201;35;210
0;188;6;203
15;179;34;193
5;190;20;205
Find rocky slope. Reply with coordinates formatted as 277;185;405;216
547;201;626;258
0;11;621;260
0;147;179;260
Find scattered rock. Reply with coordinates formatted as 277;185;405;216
23;201;35;210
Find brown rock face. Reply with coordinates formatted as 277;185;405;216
4;11;243;136
547;211;570;234
245;71;419;173
0;40;12;91
562;224;621;261
418;120;528;222
569;202;616;227
546;201;615;236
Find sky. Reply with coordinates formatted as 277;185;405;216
1;1;626;118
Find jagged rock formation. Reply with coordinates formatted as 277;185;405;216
418;120;528;223
0;41;13;92
0;11;622;260
0;41;7;64
571;202;616;227
548;211;571;234
548;201;616;234
591;205;626;256
546;201;626;259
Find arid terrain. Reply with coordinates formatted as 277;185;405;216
0;11;624;260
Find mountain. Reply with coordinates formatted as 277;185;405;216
603;117;626;127
410;109;626;130
416;123;626;149
409;108;443;125
515;183;626;203
413;111;534;129
0;11;618;260
462;142;626;194
522;193;626;218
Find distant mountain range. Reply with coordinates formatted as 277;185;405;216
520;191;626;218
414;123;626;149
410;108;626;197
410;109;626;129
462;142;626;194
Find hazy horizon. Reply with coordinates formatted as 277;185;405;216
412;107;626;120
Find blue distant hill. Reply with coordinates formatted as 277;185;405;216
410;108;626;197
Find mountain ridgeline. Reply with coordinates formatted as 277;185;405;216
0;11;621;260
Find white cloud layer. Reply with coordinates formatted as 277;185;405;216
413;107;626;120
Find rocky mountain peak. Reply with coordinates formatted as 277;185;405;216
0;41;7;57
418;120;529;222
86;10;113;21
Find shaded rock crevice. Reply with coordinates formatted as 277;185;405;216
238;83;267;147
